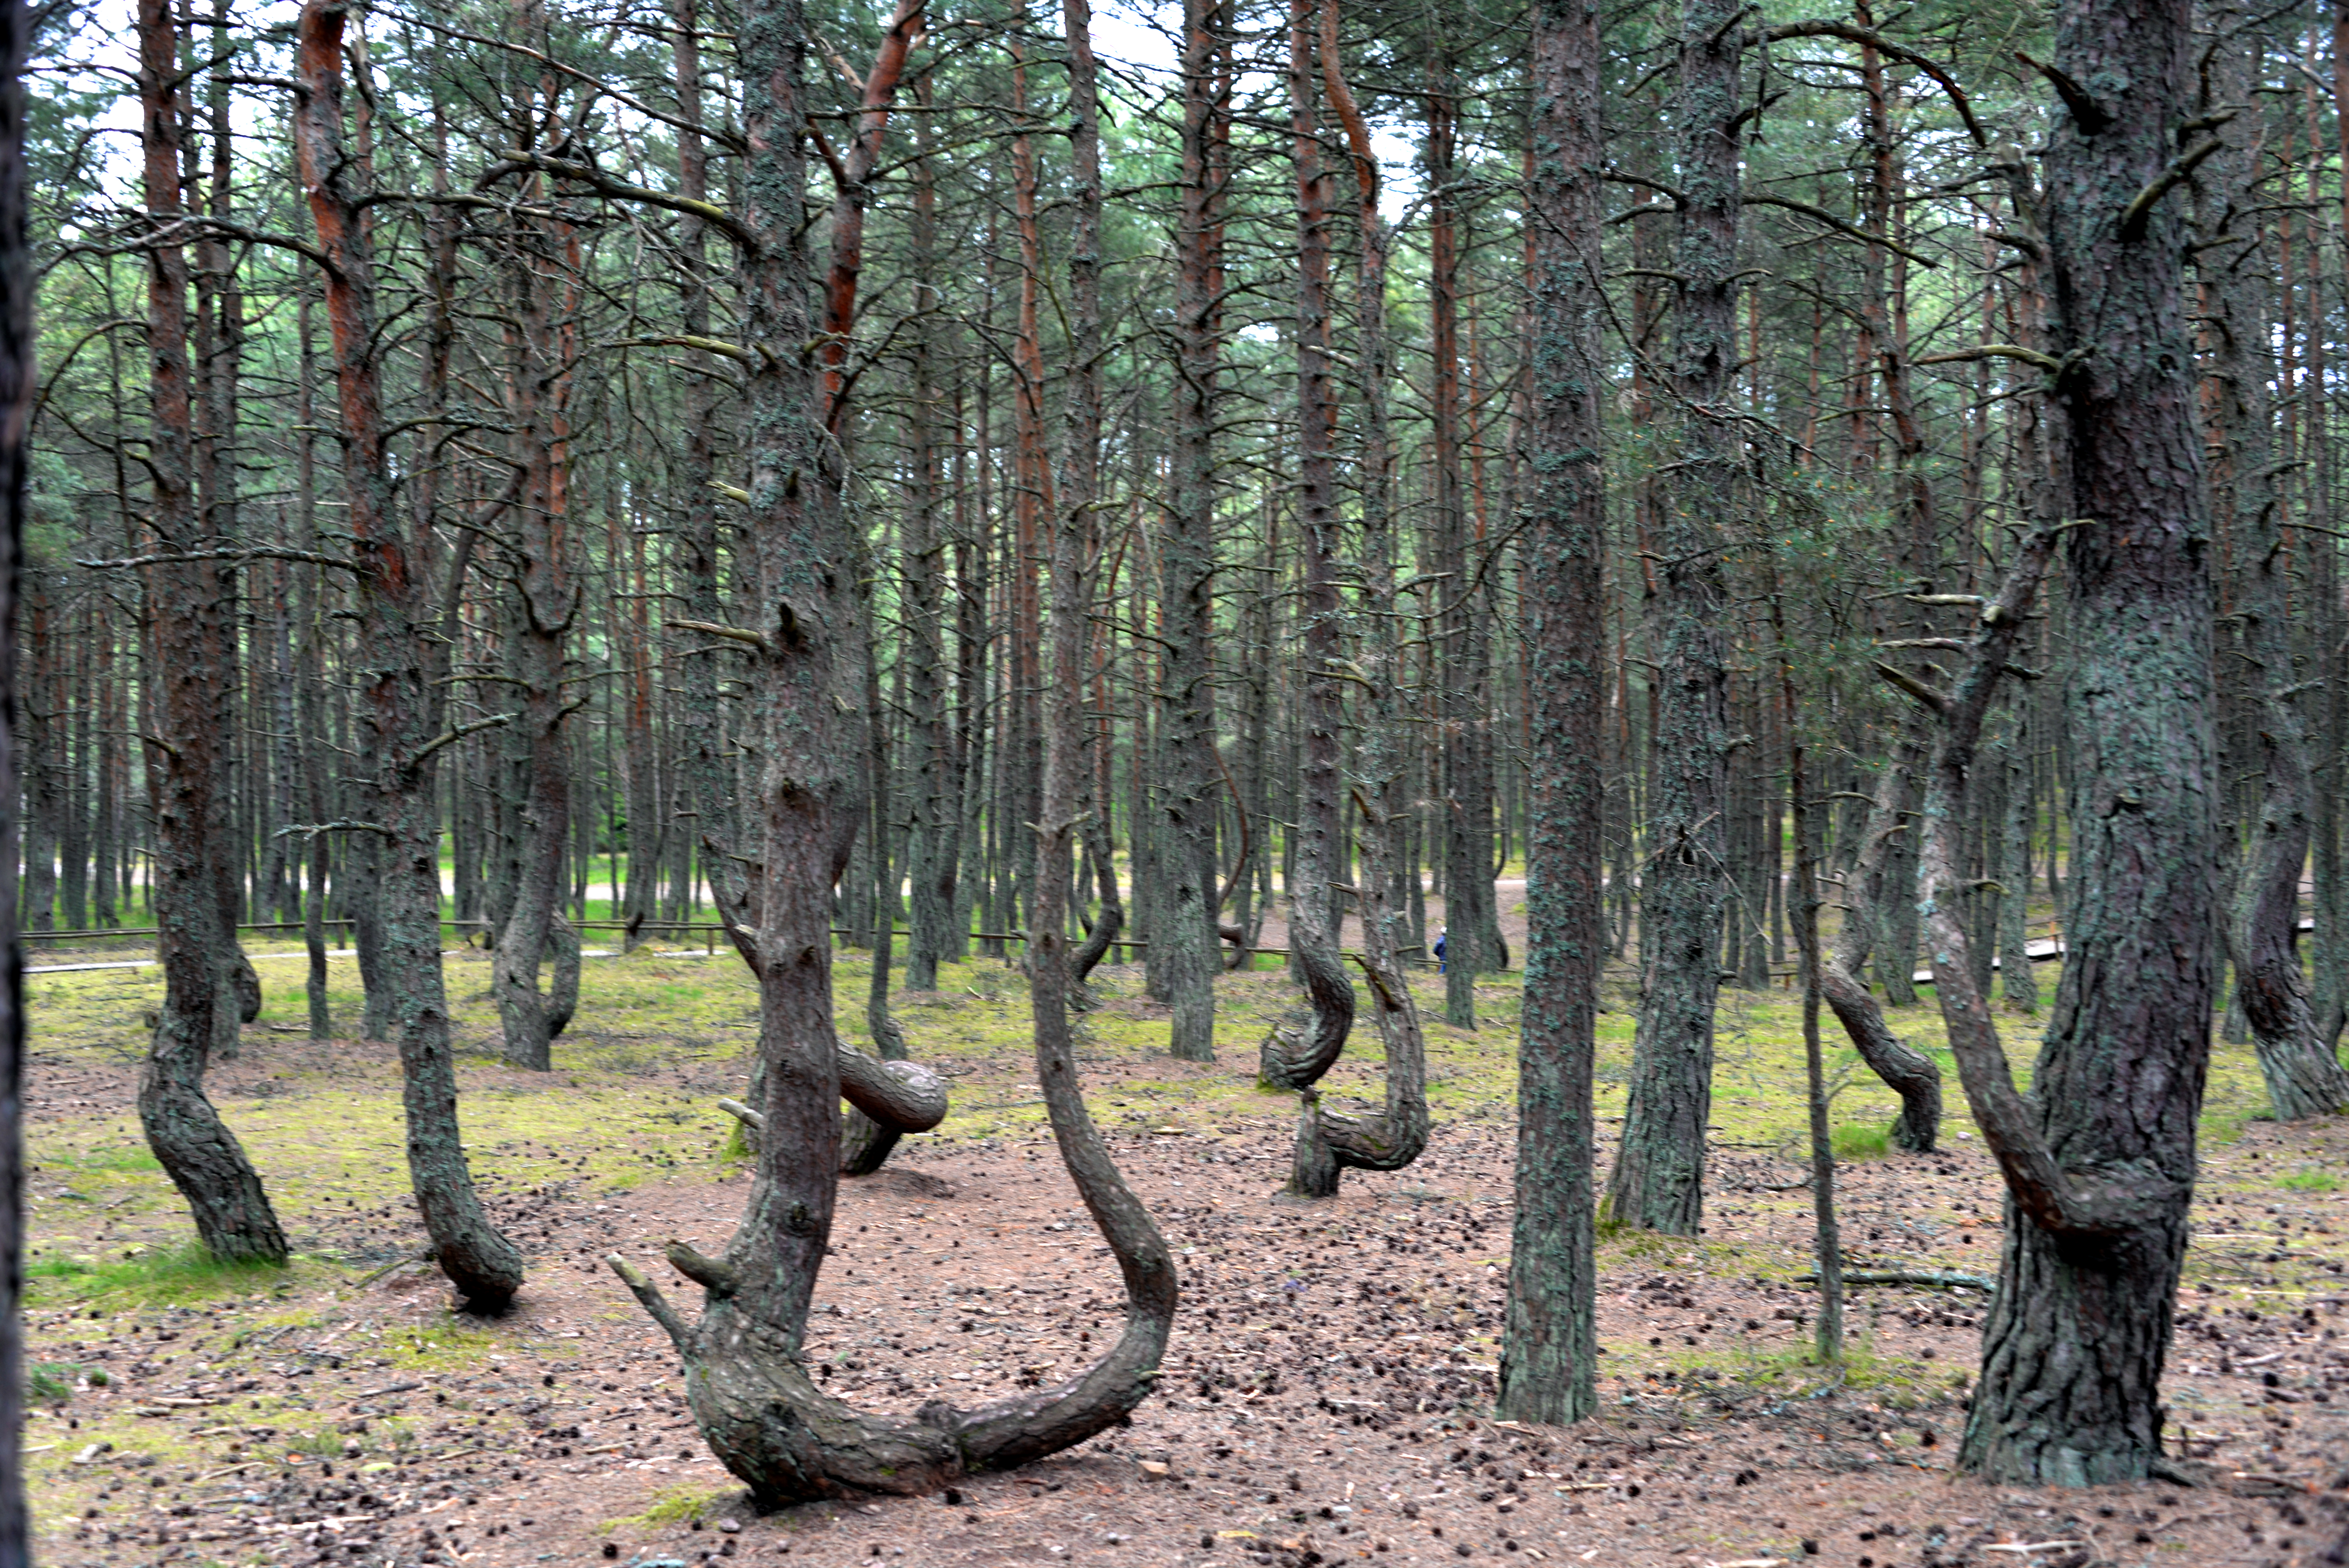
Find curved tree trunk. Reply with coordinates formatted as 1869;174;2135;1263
1070;803;1125;987
613;2;1175;1497
1818;729;1941;1150
294;0;523;1311
1281;0;1431;1205
1288;786;1430;1196
1944;0;2217;1479
135;0;286;1264
1261;0;1355;1114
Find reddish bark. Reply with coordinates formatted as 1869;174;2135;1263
292;0;523;1311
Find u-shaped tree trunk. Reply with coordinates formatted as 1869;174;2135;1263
609;0;1173;1499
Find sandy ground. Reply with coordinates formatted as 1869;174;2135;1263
17;978;2349;1568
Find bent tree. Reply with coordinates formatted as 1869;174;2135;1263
1269;0;1431;1201
1816;727;1942;1151
607;0;1174;1502
1920;0;2217;1482
132;0;286;1265
292;0;524;1311
1259;0;1356;1158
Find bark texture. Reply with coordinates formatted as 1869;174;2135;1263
490;209;581;1072
1606;0;1738;1237
1494;0;1605;1428
1941;0;2218;1476
612;0;1175;1498
1276;0;1432;1205
137;0;287;1265
293;0;524;1311
1156;0;1224;1063
1261;0;1354;1110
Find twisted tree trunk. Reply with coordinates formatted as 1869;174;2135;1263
1280;3;1429;1202
1942;0;2218;1477
1261;0;1355;1117
613;0;1173;1497
135;0;285;1265
1817;728;1942;1150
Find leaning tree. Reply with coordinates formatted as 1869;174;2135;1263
1903;0;2218;1483
604;0;1176;1502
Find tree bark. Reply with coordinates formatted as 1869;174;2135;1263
1495;0;1603;1422
667;0;732;921
1816;730;1943;1150
1157;0;1225;1062
2198;40;2349;1120
1945;0;2218;1477
903;74;963;994
136;0;286;1266
190;16;259;1047
1606;0;1738;1237
1282;1;1431;1203
612;0;1175;1500
1260;0;1355;1113
1060;19;1123;998
293;0;524;1311
491;144;583;1071
0;2;29;1549
1777;572;1844;1368
1427;45;1489;1031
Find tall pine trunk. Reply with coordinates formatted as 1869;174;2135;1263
1494;0;1604;1425
294;0;524;1310
2199;39;2349;1119
1957;0;2218;1480
1157;0;1225;1062
1607;0;1738;1237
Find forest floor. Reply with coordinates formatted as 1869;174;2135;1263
14;925;2349;1568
